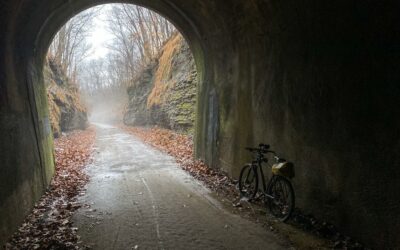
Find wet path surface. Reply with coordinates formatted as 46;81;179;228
73;124;288;249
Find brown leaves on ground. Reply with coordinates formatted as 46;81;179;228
121;125;239;200
5;128;96;250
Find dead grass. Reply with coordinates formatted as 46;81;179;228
147;34;183;108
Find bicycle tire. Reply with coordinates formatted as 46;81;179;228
238;164;259;200
266;175;295;222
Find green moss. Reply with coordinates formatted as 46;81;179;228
175;115;188;122
170;90;184;100
33;66;55;185
178;102;193;111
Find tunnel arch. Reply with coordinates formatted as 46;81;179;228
20;0;216;170
31;0;210;124
33;0;207;80
34;1;209;138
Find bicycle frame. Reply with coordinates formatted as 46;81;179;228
253;161;277;200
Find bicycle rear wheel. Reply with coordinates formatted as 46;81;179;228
239;164;258;200
266;175;295;222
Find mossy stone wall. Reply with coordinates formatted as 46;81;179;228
124;34;198;134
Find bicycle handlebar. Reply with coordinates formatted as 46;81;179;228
245;147;268;153
245;145;273;154
245;144;286;163
246;143;269;151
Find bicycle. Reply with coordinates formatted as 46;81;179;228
238;143;295;222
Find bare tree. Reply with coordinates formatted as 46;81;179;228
65;4;178;122
48;8;99;83
104;4;176;88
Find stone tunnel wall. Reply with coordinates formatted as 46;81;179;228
206;2;400;248
0;1;56;245
0;0;399;248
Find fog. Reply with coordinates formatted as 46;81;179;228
48;3;176;126
84;88;128;125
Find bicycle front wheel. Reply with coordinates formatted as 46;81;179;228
239;164;258;200
266;175;295;222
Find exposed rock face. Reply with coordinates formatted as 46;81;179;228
123;34;197;134
45;58;88;137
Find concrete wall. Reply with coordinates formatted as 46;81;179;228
0;0;399;248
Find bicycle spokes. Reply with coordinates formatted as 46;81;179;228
267;176;294;221
239;165;258;199
243;169;255;192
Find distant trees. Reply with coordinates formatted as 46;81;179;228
78;59;106;95
48;8;99;84
47;4;178;121
48;4;176;91
104;4;176;88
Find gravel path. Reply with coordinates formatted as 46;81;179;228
72;124;288;250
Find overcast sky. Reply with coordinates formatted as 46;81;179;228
86;5;114;60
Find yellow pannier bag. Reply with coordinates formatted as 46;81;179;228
271;162;295;179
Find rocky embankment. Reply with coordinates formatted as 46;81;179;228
45;58;88;137
123;34;197;134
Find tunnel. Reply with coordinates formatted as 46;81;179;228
1;0;400;248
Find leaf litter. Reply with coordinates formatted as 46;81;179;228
5;127;96;250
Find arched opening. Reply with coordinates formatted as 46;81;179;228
44;4;199;135
29;0;209;158
22;0;214;191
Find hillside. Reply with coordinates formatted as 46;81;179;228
123;33;197;134
45;57;88;137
